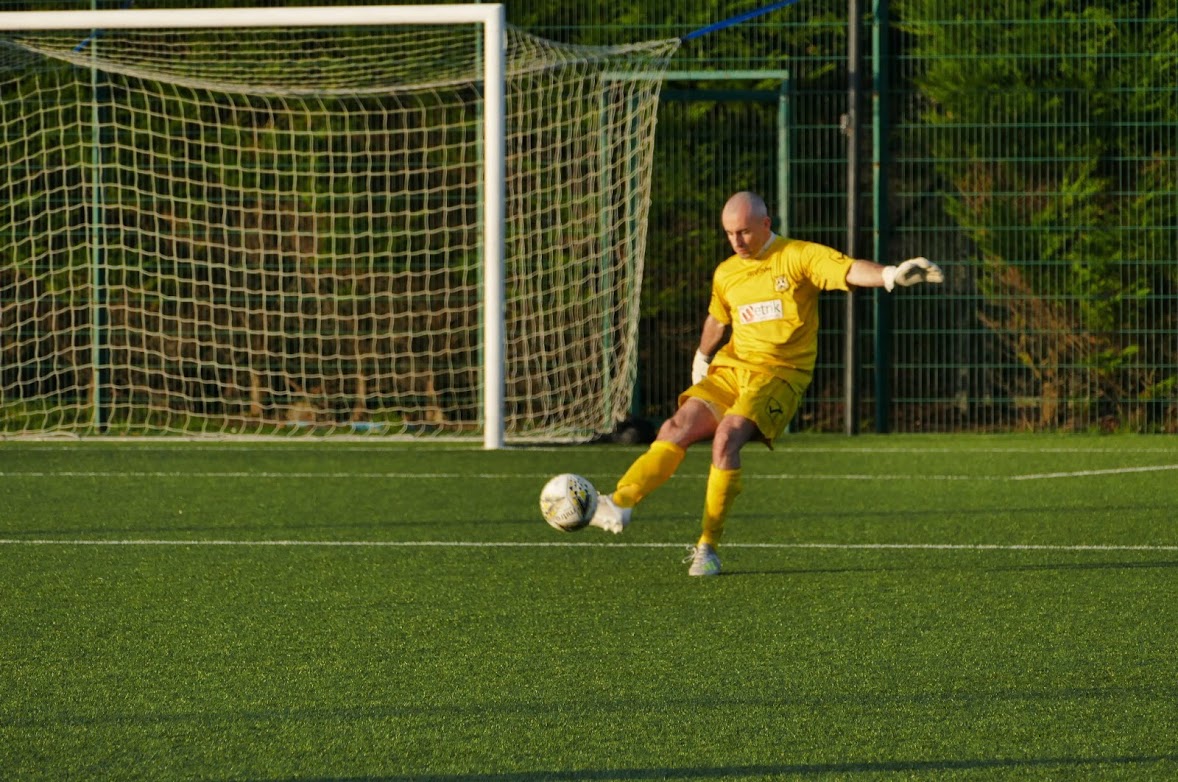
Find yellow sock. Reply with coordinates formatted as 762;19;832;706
698;465;742;546
612;441;686;508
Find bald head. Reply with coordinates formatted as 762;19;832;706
723;191;768;221
721;191;773;259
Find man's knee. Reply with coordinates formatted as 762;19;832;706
658;399;717;444
711;417;756;463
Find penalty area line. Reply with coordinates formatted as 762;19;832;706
1009;464;1178;480
4;465;1178;481
0;539;1176;553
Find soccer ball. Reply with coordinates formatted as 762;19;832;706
539;473;598;532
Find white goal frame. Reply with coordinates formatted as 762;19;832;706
0;5;509;449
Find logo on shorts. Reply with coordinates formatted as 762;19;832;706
767;399;783;418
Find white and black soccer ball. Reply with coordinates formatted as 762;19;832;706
539;473;598;532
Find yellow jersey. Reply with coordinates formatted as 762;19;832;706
708;235;854;377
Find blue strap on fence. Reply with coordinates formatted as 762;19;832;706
681;0;804;41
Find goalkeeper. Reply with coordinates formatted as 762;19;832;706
588;190;943;576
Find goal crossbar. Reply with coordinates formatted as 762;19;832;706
0;5;504;31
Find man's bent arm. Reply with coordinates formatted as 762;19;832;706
698;315;729;357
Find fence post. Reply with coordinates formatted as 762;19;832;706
872;0;892;433
844;0;863;435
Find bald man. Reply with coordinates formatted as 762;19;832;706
589;191;943;576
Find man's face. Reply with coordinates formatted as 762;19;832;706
722;208;772;259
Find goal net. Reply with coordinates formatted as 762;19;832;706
0;7;678;443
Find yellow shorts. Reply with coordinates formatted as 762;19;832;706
679;365;810;444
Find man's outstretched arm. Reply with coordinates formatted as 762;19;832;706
847;257;944;291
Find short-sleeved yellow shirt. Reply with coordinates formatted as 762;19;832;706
708;235;854;378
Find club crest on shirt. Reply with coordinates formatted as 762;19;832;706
738;299;784;324
775;276;789;292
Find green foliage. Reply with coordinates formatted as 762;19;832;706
900;0;1178;425
4;1;1178;432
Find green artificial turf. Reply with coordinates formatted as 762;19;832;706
1;435;1176;780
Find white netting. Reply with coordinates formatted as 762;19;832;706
0;20;678;439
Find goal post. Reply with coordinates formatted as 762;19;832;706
0;6;678;446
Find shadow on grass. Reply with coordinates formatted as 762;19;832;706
276;753;1177;780
736;560;1178;577
989;560;1178;572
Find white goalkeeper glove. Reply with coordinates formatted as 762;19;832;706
691;350;712;384
881;257;944;292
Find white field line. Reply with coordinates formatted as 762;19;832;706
1009;464;1178;480
4;465;1178;481
6;443;1178;454
1;539;1176;552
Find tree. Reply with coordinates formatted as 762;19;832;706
900;0;1178;428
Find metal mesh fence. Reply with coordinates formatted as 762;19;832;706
529;0;1178;434
5;0;1176;434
